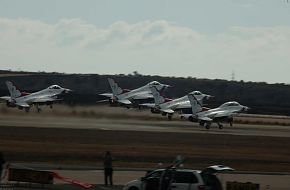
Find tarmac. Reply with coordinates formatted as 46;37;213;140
1;110;290;189
1;114;290;138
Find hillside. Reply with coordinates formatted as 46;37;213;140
0;70;290;115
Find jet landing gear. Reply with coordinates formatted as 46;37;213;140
24;107;30;113
200;121;211;129
200;122;224;129
35;105;42;113
167;113;173;120
37;107;42;113
228;117;234;127
205;123;211;130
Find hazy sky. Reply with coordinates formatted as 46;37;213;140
0;0;290;83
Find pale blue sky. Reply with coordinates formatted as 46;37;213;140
1;0;289;31
0;0;290;83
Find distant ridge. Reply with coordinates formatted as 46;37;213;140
0;70;289;115
0;70;66;76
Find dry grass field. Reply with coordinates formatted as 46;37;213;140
0;104;290;172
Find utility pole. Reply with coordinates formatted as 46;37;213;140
231;70;235;81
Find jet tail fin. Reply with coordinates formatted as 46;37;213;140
5;81;22;100
150;86;165;106
108;78;123;97
187;94;203;114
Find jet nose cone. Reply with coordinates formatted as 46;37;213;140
63;88;72;94
165;84;173;88
160;84;172;90
242;106;249;112
205;95;214;100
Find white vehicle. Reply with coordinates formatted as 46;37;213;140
99;78;170;106
182;94;249;129
0;81;71;112
140;86;212;120
123;165;234;190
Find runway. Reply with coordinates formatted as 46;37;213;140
1;114;290;138
1;110;290;189
1;109;290;173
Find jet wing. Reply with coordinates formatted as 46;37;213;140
117;99;132;105
0;96;11;102
96;99;109;103
15;102;30;108
160;108;175;114
132;93;153;100
199;116;213;121
139;103;156;108
32;97;61;103
211;111;233;118
99;93;113;99
174;101;191;109
180;114;212;121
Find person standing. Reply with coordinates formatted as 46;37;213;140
0;152;6;182
103;151;113;186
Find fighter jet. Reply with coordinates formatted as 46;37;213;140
98;78;171;106
141;86;213;120
182;93;249;129
0;81;71;112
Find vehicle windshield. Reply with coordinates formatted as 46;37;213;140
145;170;163;179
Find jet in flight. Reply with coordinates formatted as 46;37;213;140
141;86;213;120
99;78;171;106
182;93;249;129
0;81;71;112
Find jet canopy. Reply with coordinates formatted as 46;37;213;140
189;91;202;96
48;85;62;89
148;81;161;86
219;101;241;108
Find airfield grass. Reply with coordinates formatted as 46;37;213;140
0;105;290;172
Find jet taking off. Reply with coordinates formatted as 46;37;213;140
141;86;213;120
0;81;71;112
182;94;249;129
99;78;171;106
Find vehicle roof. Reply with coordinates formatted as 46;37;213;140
202;165;235;174
148;165;234;175
149;168;201;173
